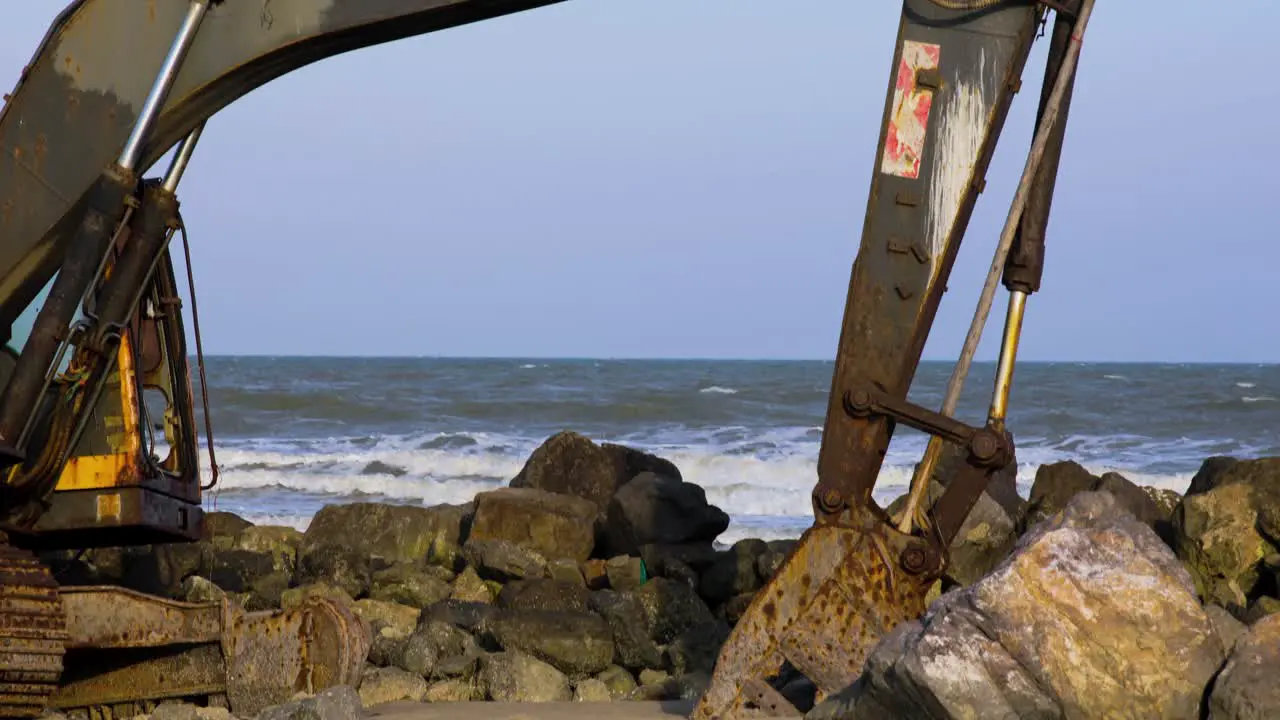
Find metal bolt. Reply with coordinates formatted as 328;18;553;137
971;431;999;462
817;488;844;513
851;389;871;409
901;548;929;574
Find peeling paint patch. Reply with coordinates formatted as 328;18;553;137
925;48;990;282
880;40;940;180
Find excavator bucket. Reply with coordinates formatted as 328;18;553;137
693;507;938;717
693;1;1049;715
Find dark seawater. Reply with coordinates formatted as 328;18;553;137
185;357;1280;544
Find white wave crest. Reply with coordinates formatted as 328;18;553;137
699;386;737;395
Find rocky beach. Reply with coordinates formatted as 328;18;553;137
36;430;1280;719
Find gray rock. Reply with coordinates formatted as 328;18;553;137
811;491;1227;720
1206;603;1248;654
461;538;547;582
596;665;639;699
482;651;572;702
423;677;480;702
294;542;372;599
664;620;730;676
299;502;470;567
1209;613;1280;719
369;564;453;609
508;431;682;512
150;701;200;720
547;558;586;586
357;666;429;706
481;608;615;677
605;556;645;591
254;685;366;720
602;473;730;557
496;579;591;614
573;678;613;702
755;540;798;581
588;590;664;670
699;539;766;606
633;577;717;645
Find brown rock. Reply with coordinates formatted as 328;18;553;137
468;488;597;563
582;559;609;590
1208;613;1280;719
812;491;1227;720
509;431;682;511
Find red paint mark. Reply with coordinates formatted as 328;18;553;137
881;40;941;180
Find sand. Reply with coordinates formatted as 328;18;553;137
367;700;703;719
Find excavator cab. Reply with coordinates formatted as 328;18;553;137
0;250;204;551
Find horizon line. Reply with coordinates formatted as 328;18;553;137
188;353;1279;366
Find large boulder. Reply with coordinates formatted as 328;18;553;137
1021;461;1163;534
509;431;682;511
601;472;730;557
1208;613;1280;719
299;502;470;567
480;608;616;677
1172;458;1280;612
810;491;1228;720
467;488;597;563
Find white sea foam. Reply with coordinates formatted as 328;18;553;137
201;428;1208;539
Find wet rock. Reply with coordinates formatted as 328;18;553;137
1208;613;1280;719
148;701;200;720
602;473;730;557
639;668;669;686
482;651;572;702
1188;456;1246;495
203;512;253;543
462;538;547;582
812;492;1227;720
357;666;429;706
640;542;720;573
408;619;482;679
547;558;585;586
574;678;612;702
294;542;371;599
596;665;639;699
665;620;730;676
180;576;227;604
481;608;615;677
699;539;766;606
280;582;352;610
255;685;366;720
509;431;682;512
720;592;755;626
352;599;419;641
206;549;276;595
424;677;480;702
1206;604;1248;654
496;579;591;614
369;564;453;609
588;590;664;670
368;626;408;667
394;630;439;677
232;526;302;571
1244;596;1280;623
418;600;498;634
300;502;470;568
244;571;291;611
1173;477;1278;610
468;487;598;563
449;567;495;604
634;577;717;645
1022;461;1161;534
756;540;798;581
605;555;645;591
121;542;211;598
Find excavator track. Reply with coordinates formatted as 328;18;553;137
0;544;66;718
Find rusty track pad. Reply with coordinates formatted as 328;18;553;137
691;506;939;718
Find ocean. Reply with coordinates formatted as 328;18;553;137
190;358;1280;545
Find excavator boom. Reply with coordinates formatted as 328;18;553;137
0;0;1091;717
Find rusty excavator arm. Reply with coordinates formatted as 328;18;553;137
0;0;1091;717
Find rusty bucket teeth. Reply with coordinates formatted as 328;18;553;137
691;506;939;719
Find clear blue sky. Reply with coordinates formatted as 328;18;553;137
3;2;1276;362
